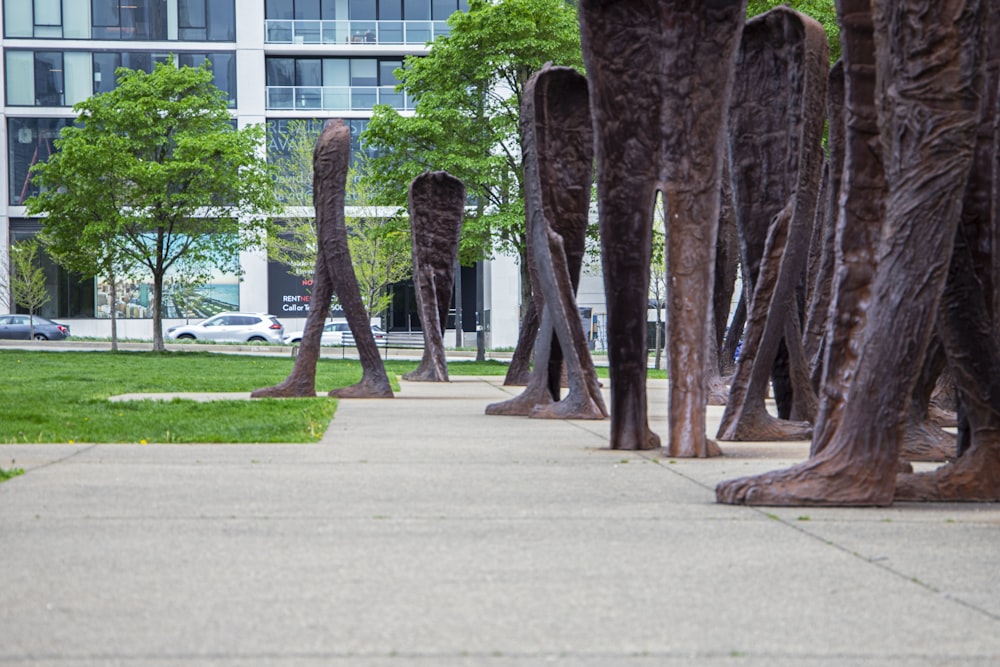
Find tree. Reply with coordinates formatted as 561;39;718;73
346;173;412;319
9;240;50;338
650;197;667;371
360;0;583;312
748;0;839;63
26;58;279;351
268;120;412;321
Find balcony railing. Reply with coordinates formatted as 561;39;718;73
264;19;451;46
265;85;415;111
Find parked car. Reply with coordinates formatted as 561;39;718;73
166;312;284;344
283;322;387;346
0;314;70;341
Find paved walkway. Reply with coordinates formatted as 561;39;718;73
2;377;998;665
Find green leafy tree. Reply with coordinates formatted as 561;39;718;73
9;239;51;337
26;59;279;351
748;0;839;63
360;0;583;311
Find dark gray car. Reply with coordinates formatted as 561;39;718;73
0;314;71;340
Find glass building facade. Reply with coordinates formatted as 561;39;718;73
1;0;505;344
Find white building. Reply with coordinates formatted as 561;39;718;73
1;0;610;348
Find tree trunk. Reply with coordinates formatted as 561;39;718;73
109;276;119;352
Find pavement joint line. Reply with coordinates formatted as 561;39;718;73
2;443;98;474
633;449;1000;624
3;649;994;662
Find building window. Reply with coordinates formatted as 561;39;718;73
10;225;96;319
3;0;234;40
6;50;237;108
179;0;235;41
265;57;405;110
8;118;74;206
264;0;465;44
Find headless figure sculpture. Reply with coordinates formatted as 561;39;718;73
486;65;606;420
718;7;827;443
253;119;393;399
403;171;465;383
579;0;746;455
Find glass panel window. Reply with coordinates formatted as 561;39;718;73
206;0;235;41
265;0;292;19
92;0;119;32
320;0;342;19
295;0;320;19
209;53;236;105
34;52;65;106
64;52;94;106
431;0;454;19
178;0;206;39
404;0;430;20
379;59;401;86
323;59;350;86
349;0;375;20
8;118;73;205
266;58;295;86
93;52;122;93
121;52;153;73
122;0;168;40
4;0;33;37
62;0;92;38
34;0;61;24
379;0;401;20
350;59;377;86
296;59;322;86
5;52;36;106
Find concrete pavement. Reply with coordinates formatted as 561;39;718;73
2;376;999;666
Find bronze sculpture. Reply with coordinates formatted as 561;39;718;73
402;171;465;383
717;0;990;505
485;65;607;420
579;0;747;455
253;120;393;400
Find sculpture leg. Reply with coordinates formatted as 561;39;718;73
312;120;393;399
521;65;606;422
251;250;333;398
717;7;827;443
403;171;465;383
579;0;664;450
485;309;556;416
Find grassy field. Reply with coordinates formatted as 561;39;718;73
0;350;663;444
0;351;512;444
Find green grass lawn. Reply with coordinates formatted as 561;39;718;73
0;350;661;444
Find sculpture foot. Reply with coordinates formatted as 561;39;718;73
707;377;730;406
667;436;723;459
529;393;607;420
900;419;957;462
402;367;449;383
716;454;895;506
717;410;812;442
486;387;553;416
895;445;1000;502
610;424;661;451
329;378;393;399
251;381;315;398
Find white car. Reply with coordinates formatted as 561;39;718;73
166;312;285;344
284;322;387;346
